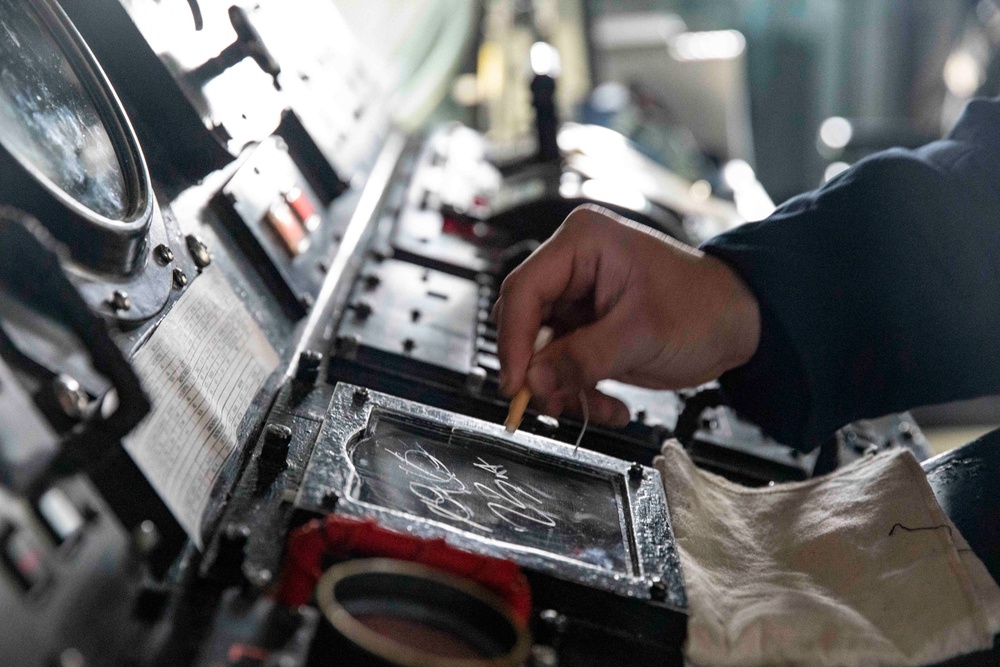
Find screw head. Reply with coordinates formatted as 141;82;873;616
172;268;188;289
154;244;174;264
402;338;416;353
185;234;212;268
109;290;131;311
363;273;381;290
52;375;88;419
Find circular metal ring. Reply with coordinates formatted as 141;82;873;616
315;558;531;667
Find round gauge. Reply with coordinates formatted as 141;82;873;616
0;0;154;275
0;0;173;320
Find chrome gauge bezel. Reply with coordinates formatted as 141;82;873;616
0;0;171;321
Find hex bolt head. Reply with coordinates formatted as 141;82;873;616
172;268;188;289
185;234;212;268
109;290;131;311
154;244;174;264
649;578;668;601
629;462;644;481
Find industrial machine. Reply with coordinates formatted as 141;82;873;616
0;1;991;666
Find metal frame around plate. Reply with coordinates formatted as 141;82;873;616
296;384;686;610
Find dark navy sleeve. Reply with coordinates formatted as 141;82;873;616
701;97;1000;452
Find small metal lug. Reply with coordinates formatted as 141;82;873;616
628;462;644;481
295;350;322;384
260;424;292;467
352;386;370;406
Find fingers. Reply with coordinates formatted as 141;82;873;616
526;305;628;400
492;207;611;396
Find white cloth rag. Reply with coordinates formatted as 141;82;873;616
655;441;1000;667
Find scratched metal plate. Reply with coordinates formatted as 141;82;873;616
296;384;687;609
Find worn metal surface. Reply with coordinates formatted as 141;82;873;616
296;383;687;610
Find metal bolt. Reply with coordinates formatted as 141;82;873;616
649;578;668;601
352;387;369;406
172;268;188;289
185;234;212;268
402;338;416;353
109;290;131;311
629;462;644;481
154;244;174;264
53;375;88;419
132;520;161;556
363;273;381;290
295;350;322;384
261;424;292;467
321;491;339;511
410;309;421;322
635;408;648;423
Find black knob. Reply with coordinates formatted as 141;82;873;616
530;73;559;162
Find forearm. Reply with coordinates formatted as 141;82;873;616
702;123;1000;450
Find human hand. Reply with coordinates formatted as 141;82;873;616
491;205;761;425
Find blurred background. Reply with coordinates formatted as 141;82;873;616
334;0;1000;453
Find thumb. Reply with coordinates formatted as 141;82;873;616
527;310;627;398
